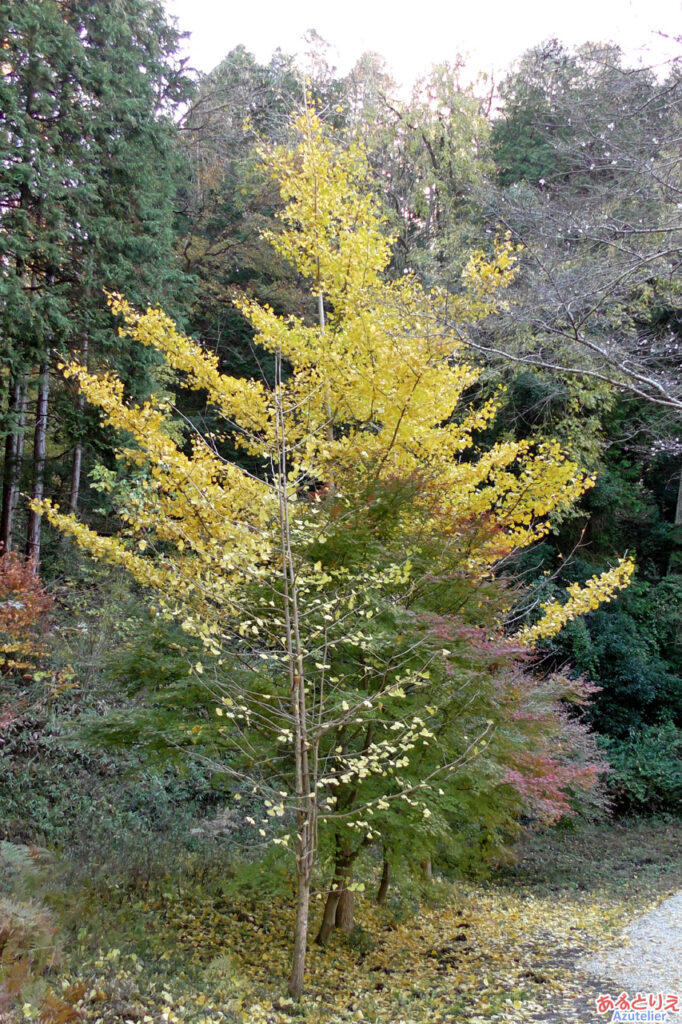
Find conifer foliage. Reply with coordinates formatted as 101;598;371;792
0;0;191;558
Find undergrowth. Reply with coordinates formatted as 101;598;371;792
2;818;681;1024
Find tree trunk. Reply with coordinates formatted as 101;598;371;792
335;886;354;934
420;858;433;882
276;350;316;1001
67;337;88;515
0;375;27;553
25;355;50;567
376;856;391;905
669;465;682;574
315;880;341;948
288;862;311;1001
315;838;355;946
67;436;83;517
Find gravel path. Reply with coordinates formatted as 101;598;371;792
522;893;682;1023
581;891;682;994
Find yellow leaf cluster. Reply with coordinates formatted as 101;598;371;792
514;557;636;646
37;111;633;639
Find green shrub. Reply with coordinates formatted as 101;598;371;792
599;722;682;814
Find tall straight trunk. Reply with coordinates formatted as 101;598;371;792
289;848;313;1000
67;336;88;515
25;354;50;567
0;375;28;553
315;197;334;453
669;464;682;574
275;351;316;1000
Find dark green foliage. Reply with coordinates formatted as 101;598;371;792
0;0;193;547
599;723;682;814
494;372;571;436
490;39;580;187
558;598;679;737
491;376;681;814
546;409;682;744
0;0;192;340
516;551;681;743
82;612;238;775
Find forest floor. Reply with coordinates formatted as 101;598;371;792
3;818;682;1024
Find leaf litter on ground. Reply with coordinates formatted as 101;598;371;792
10;820;682;1024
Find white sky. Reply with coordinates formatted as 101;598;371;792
164;0;681;88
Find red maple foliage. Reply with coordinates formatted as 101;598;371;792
0;552;52;732
0;551;51;674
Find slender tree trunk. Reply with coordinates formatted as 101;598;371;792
67;435;83;517
275;351;316;1001
376;856;391;905
67;337;88;515
289;861;312;1001
288;774;315;998
420;858;433;882
669;464;682;574
0;375;28;553
319;290;334;450
25;354;50;567
313;165;334;453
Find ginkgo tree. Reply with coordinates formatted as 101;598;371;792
37;109;634;998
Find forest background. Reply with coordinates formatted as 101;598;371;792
0;1;681;1020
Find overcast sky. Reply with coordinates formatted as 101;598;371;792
163;0;681;87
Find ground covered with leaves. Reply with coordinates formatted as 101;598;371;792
4;819;681;1024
